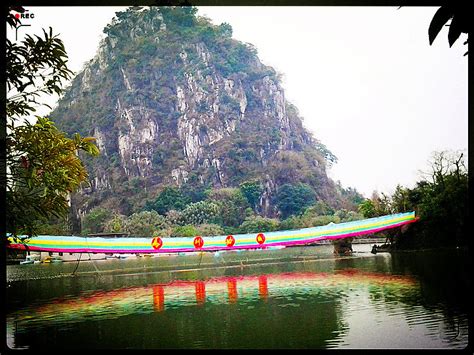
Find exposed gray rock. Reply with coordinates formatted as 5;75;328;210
50;7;339;222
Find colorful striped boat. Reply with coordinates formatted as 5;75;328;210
7;212;417;254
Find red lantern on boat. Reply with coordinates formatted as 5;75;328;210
194;236;204;249
256;233;265;244
225;235;235;247
151;236;163;250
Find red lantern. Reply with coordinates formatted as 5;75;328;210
256;233;265;244
194;236;204;249
151;236;163;250
225;235;235;247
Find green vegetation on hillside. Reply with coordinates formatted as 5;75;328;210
36;181;364;237
46;5;355;228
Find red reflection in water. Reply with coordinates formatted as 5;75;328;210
227;278;238;303
22;269;417;322
153;285;165;312
258;275;268;301
195;281;206;305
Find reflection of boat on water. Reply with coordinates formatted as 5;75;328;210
371;244;392;254
19;255;41;265
7;212;418;258
104;253;135;260
41;256;63;263
19;259;33;265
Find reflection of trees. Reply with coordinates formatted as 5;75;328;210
389;250;469;311
329;249;468;347
371;250;469;347
332;252;393;274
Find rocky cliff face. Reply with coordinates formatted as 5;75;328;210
50;6;340;225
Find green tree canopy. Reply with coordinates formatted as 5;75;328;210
6;118;99;236
275;183;316;219
180;201;220;225
303;201;335;217
195;223;224;237
358;199;376;218
5;9;99;238
123;211;168;237
103;213;127;233
6;25;73;119
207;188;249;227
144;186;190;215
239;215;280;233
394;150;468;249
81;207;112;235
239;180;263;211
170;225;199;238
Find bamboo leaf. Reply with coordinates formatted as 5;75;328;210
448;15;463;47
428;6;454;45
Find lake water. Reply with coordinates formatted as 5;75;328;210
5;244;470;349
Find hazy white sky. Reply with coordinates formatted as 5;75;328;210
8;6;468;197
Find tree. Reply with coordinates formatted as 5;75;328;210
239;215;280;233
180;201;219;225
170;225;199;238
103;213;127;233
358;199;376;218
308;215;340;227
334;182;365;210
275;183;316;219
144;186;190;215
180;182;208;203
81;207;112;235
218;22;233;38
314;140;337;167
6;118;99;237
6;16;73;119
415;151;467;246
340;210;363;222
196;223;224;237
239;180;263;211
123;211;168;237
391;150;468;249
369;191;392;216
34;216;70;236
207;188;249;227
279;216;305;231
5;8;99;238
428;5;469;56
391;185;412;213
304;201;334;217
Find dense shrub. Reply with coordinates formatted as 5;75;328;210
239;215;280;233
